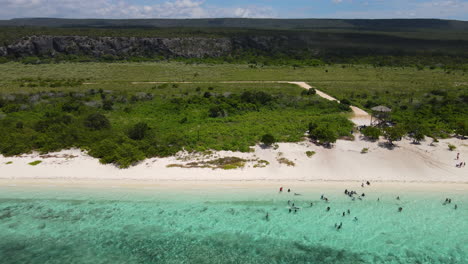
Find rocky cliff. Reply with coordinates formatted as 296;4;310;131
1;33;466;59
1;36;233;58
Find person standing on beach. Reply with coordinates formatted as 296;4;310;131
279;187;283;192
456;153;460;160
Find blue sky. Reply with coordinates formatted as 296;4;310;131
1;0;467;20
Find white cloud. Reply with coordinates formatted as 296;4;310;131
0;0;276;19
319;0;468;19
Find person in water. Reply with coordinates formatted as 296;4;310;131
398;207;403;212
396;196;400;200
265;212;269;221
353;217;358;221
288;189;291;193
347;209;350;215
454;204;458;210
342;212;345;217
366;181;370;186
326;207;330;211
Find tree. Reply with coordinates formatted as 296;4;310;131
455;121;467;138
84;113;110;130
310;126;338;145
361;126;381;141
261;134;276;146
410;131;425;144
127;122;150;140
383;126;406;145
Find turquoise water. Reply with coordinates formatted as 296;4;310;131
0;183;467;264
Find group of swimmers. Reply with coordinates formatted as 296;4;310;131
274;183;459;229
443;198;457;209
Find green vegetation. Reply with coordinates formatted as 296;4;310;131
5;161;13;164
167;157;247;170
28;160;42;166
308;116;354;145
361;148;369;154
277;157;295;167
306;151;316;158
361;126;381;141
0;61;466;167
448;144;457;151
383;126;406;145
261;134;276;147
0;80;350;168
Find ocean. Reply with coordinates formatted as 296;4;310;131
0;181;467;264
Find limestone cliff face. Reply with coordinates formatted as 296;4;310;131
2;36;234;58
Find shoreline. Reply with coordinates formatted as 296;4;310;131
1;136;466;183
0;179;468;192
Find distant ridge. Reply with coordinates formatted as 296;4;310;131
1;18;468;31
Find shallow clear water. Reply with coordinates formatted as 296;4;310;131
0;184;467;264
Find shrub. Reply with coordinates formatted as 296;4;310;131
277;157;295;166
84;113;110;130
310;126;338;144
261;134;276;146
208;106;226;118
383;126;406;145
306;151;316;157
361;148;369;154
340;98;351;105
448;144;456;151
102;100;114;111
127;122;150;140
361;126;381;140
301;89;316;96
28;160;42;166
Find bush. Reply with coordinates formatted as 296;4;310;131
301;89;316;96
261;134;276;146
340;98;351;105
448;144;456;151
28;160;42;166
383;126;406;145
84;113;110;130
361;148;369;154
311;126;338;144
102;100;114;111
306;151;316;157
127;122;150;140
361;126;381;140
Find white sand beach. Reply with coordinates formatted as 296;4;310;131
0;135;466;183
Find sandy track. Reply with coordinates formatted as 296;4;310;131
131;81;372;126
